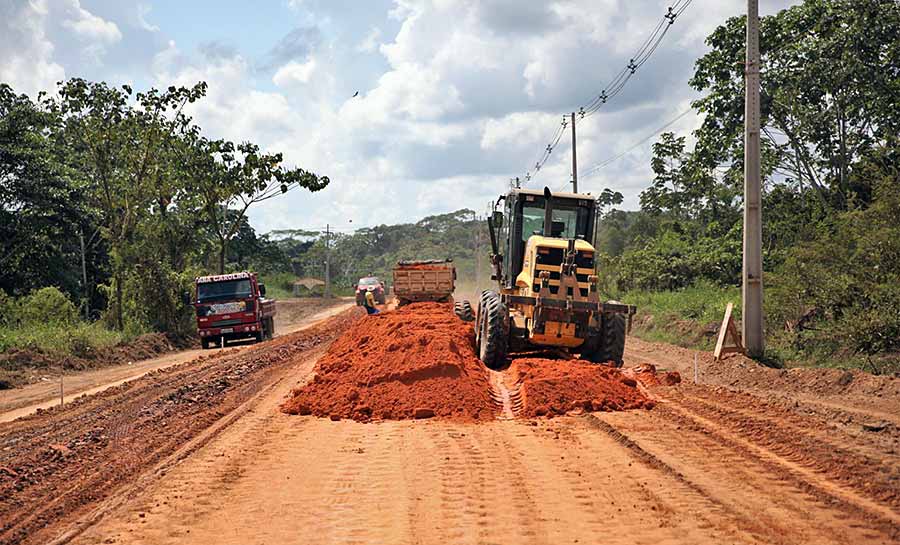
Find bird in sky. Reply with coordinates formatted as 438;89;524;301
352;91;359;97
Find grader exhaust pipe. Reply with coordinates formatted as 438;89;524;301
543;187;554;237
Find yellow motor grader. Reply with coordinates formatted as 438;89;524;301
461;187;635;369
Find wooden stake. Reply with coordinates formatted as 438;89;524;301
714;302;746;360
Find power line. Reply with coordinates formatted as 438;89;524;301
522;0;694;186
582;107;694;178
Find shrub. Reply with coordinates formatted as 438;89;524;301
15;287;78;326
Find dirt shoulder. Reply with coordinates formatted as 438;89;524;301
0;298;351;419
625;336;900;443
0;306;363;545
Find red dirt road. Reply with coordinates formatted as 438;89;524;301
1;314;897;544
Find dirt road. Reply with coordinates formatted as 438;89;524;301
0;298;352;422
2;318;897;544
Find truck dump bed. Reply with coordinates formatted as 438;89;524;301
392;259;455;305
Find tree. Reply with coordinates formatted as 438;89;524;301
183;136;329;274
54;79;207;330
690;0;900;210
0;85;88;299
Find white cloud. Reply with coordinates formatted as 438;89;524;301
357;27;382;53
137;3;159;33
0;0;803;233
0;0;65;97
62;1;122;44
272;58;318;87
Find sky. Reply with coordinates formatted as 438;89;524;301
0;0;798;234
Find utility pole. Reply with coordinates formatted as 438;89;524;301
324;223;331;299
570;112;578;193
79;229;88;320
743;0;764;357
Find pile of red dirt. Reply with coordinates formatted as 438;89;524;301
281;302;496;422
629;363;682;387
512;358;657;417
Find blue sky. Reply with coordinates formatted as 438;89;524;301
1;0;797;234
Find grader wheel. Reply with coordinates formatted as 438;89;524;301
454;300;475;322
477;291;508;370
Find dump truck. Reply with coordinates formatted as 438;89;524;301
463;187;635;368
192;271;276;349
392;260;456;306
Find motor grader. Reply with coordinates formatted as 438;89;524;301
459;187;635;369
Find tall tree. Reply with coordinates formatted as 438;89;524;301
183;136;329;273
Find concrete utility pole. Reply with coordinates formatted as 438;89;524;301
79;229;88;320
743;0;765;357
570;112;578;193
324;223;331;299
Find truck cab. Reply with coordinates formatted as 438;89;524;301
193;271;276;349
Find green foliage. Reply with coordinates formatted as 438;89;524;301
4;287;79;327
1;75;329;337
259;272;298;300
0;322;124;356
769;177;900;359
603;225;742;292
620;281;741;350
281;209;492;295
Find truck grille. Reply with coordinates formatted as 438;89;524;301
211;319;243;327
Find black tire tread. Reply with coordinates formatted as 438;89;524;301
478;292;508;369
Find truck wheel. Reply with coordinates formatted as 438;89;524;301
454;300;475;322
477;292;508;370
201;338;211;350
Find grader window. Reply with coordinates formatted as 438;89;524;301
521;206;579;241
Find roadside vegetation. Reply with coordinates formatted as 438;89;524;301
595;0;900;374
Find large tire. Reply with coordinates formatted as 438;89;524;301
477;292;508;369
581;313;626;367
454;300;475;322
600;313;626;367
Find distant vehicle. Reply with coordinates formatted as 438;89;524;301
356;276;387;305
392;260;456;306
192;271;276;349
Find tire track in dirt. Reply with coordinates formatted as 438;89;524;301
0;309;362;545
591;402;897;543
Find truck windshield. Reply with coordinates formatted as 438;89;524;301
359;277;380;286
197;279;252;302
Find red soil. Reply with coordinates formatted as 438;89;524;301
281;302;496;422
630;363;683;387
394;263;452;271
512;358;656;417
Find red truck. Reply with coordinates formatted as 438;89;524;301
192;271;276;349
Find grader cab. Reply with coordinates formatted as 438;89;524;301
465;187;635;369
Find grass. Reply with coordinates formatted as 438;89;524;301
618;281;741;351
0;321;126;357
617;282;899;374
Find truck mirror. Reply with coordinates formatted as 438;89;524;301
491;211;503;228
259;284;267;297
181;291;192;306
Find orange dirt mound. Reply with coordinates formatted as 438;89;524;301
281;302;496;422
512;358;656;417
630;363;682;387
